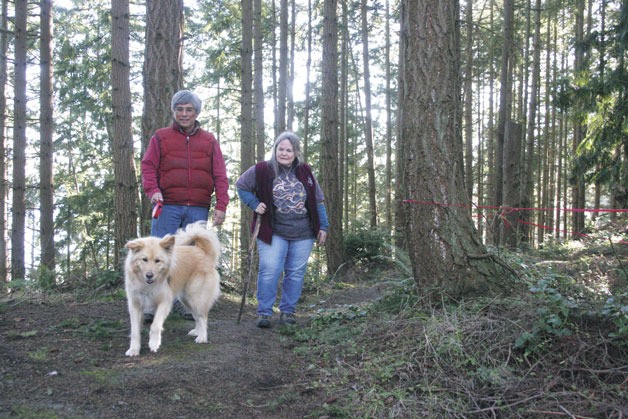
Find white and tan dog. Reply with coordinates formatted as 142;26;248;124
124;221;221;356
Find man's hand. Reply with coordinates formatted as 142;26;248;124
213;209;226;226
151;192;163;204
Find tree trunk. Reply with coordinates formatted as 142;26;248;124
40;0;55;272
253;0;265;162
275;0;288;135
522;0;542;245
287;0;296;131
12;0;27;281
494;0;514;246
360;0;377;228
111;0;138;268
321;0;343;274
501;121;523;248
572;0;586;235
485;2;496;243
303;0;312;161
384;0;393;229
241;0;255;267
463;0;474;204
141;0;183;235
394;0;408;250
340;0;348;233
302;0;313;159
539;13;555;245
0;0;7;283
400;0;500;296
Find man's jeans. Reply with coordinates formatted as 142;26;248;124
151;204;209;238
256;235;315;316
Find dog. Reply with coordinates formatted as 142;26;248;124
124;221;221;356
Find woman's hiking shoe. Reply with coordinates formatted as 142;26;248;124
256;315;271;328
279;313;296;325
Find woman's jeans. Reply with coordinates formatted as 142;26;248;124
151;204;209;237
256;235;315;316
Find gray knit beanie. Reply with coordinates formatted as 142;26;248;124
171;90;202;114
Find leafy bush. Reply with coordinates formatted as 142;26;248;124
343;227;392;266
602;292;628;342
514;275;581;355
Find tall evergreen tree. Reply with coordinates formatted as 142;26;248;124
360;0;378;228
0;0;7;283
111;0;137;266
12;0;28;281
40;0;55;273
321;0;343;274
140;0;183;235
400;0;500;295
240;0;255;261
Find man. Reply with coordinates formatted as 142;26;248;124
141;89;229;320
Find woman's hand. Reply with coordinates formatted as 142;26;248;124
317;230;327;246
255;202;267;214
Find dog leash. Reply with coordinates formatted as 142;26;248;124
237;213;261;324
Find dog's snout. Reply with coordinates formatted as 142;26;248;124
145;271;155;284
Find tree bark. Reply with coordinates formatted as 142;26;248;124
0;0;7;283
12;0;27;281
141;0;183;235
253;0;265;162
40;0;55;272
572;0;587;235
501;121;523;248
360;0;378;228
321;0;343;274
302;0;313;159
384;0;393;229
521;0;542;245
400;0;500;296
463;0;474;204
275;0;288;135
111;0;138;267
494;0;514;246
241;0;255;267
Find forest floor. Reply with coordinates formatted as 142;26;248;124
0;274;384;418
1;234;627;418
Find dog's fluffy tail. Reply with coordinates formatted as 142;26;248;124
175;221;221;266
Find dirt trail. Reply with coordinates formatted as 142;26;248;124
0;283;381;418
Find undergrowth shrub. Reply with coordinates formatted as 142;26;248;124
343;226;392;267
601;291;628;342
294;244;627;417
514;274;582;355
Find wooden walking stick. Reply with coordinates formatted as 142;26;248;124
237;213;260;324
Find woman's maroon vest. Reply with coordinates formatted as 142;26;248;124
253;161;320;244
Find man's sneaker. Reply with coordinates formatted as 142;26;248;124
256;315;271;328
172;300;194;321
144;313;154;324
279;313;296;325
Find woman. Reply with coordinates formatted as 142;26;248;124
236;131;329;328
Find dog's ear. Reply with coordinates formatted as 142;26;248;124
160;235;176;252
125;239;144;252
